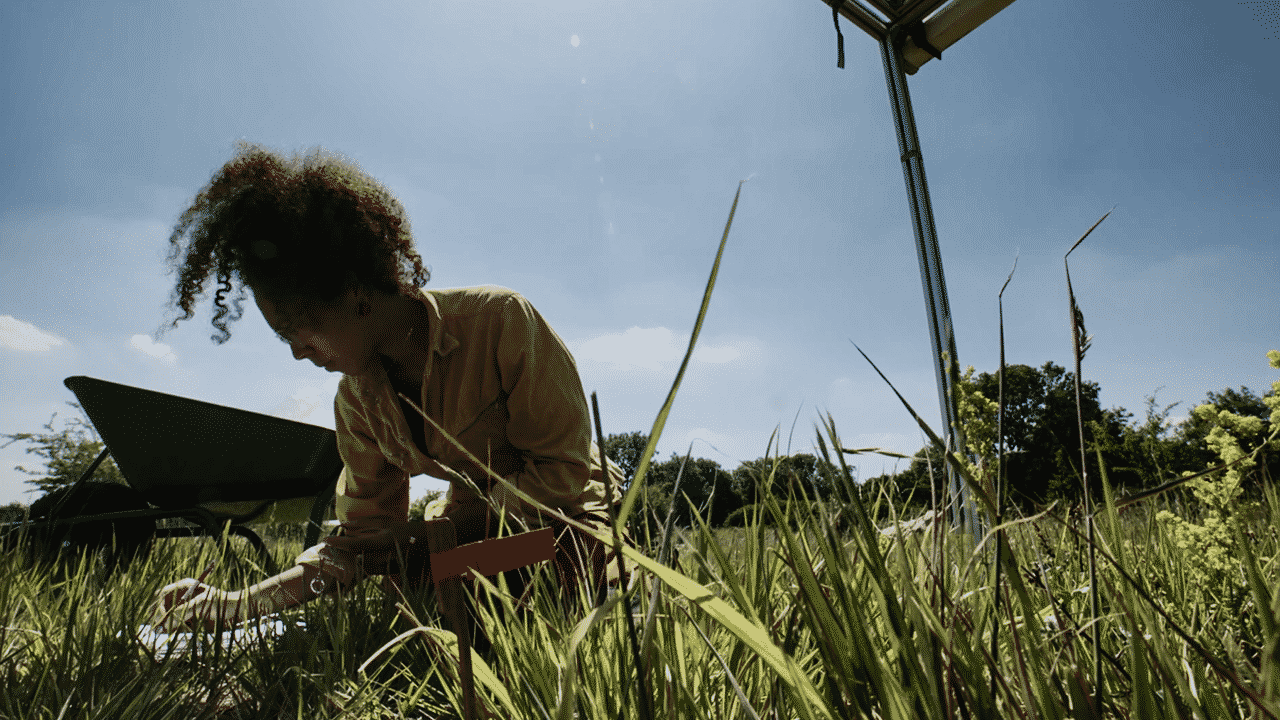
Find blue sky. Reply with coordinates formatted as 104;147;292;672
1;0;1276;506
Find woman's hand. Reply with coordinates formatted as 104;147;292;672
151;578;235;632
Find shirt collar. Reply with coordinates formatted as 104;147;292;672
417;288;459;376
353;288;457;402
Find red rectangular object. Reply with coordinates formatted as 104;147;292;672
431;527;555;584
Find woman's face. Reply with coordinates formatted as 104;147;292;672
254;289;378;378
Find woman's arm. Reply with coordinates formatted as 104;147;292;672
224;561;332;618
154;518;449;631
153;561;336;632
493;294;617;512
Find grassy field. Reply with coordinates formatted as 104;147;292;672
1;456;1278;719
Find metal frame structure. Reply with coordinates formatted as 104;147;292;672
822;0;1018;536
826;0;1017;74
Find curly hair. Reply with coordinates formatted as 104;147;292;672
163;143;430;343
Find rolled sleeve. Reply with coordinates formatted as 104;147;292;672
332;379;411;533
495;294;598;514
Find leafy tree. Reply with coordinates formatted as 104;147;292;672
1;406;126;496
728;453;840;526
408;490;445;521
969;362;1128;508
873;362;1131;512
603;431;649;485
603;431;663;538
603;432;745;528
869;356;1280;518
3;410;153;569
672;456;737;527
1157;352;1280;586
638;453;739;529
1100;393;1196;489
1095;383;1277;498
866;447;946;518
0;502;27;523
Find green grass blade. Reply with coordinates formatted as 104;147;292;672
617;179;746;529
556;593;625;720
681;605;762;720
849;343;997;520
609;533;833;720
1236;520;1280;701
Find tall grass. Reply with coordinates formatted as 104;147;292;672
5;460;1275;718
2;192;1277;718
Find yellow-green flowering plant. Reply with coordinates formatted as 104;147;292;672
1157;350;1280;579
955;365;1000;494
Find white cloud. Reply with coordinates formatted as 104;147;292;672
270;376;341;427
130;334;176;363
575;327;683;371
572;326;749;372
0;315;67;352
570;34;580;48
694;345;739;364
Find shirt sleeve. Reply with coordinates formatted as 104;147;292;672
331;379;411;533
494;293;600;517
296;380;410;584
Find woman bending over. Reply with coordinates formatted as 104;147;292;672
154;143;628;629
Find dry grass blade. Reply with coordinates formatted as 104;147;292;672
1064;208;1111;708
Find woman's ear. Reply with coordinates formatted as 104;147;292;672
343;284;373;318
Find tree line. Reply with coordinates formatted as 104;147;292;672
607;361;1278;526
862;362;1278;516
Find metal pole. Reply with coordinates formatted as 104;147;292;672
878;25;978;538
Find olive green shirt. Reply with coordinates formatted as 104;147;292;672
330;285;621;538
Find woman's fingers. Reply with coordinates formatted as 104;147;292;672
157;578;208;604
152;578;205;621
155;595;223;633
151;580;221;631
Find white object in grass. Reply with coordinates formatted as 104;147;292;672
124;617;306;660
